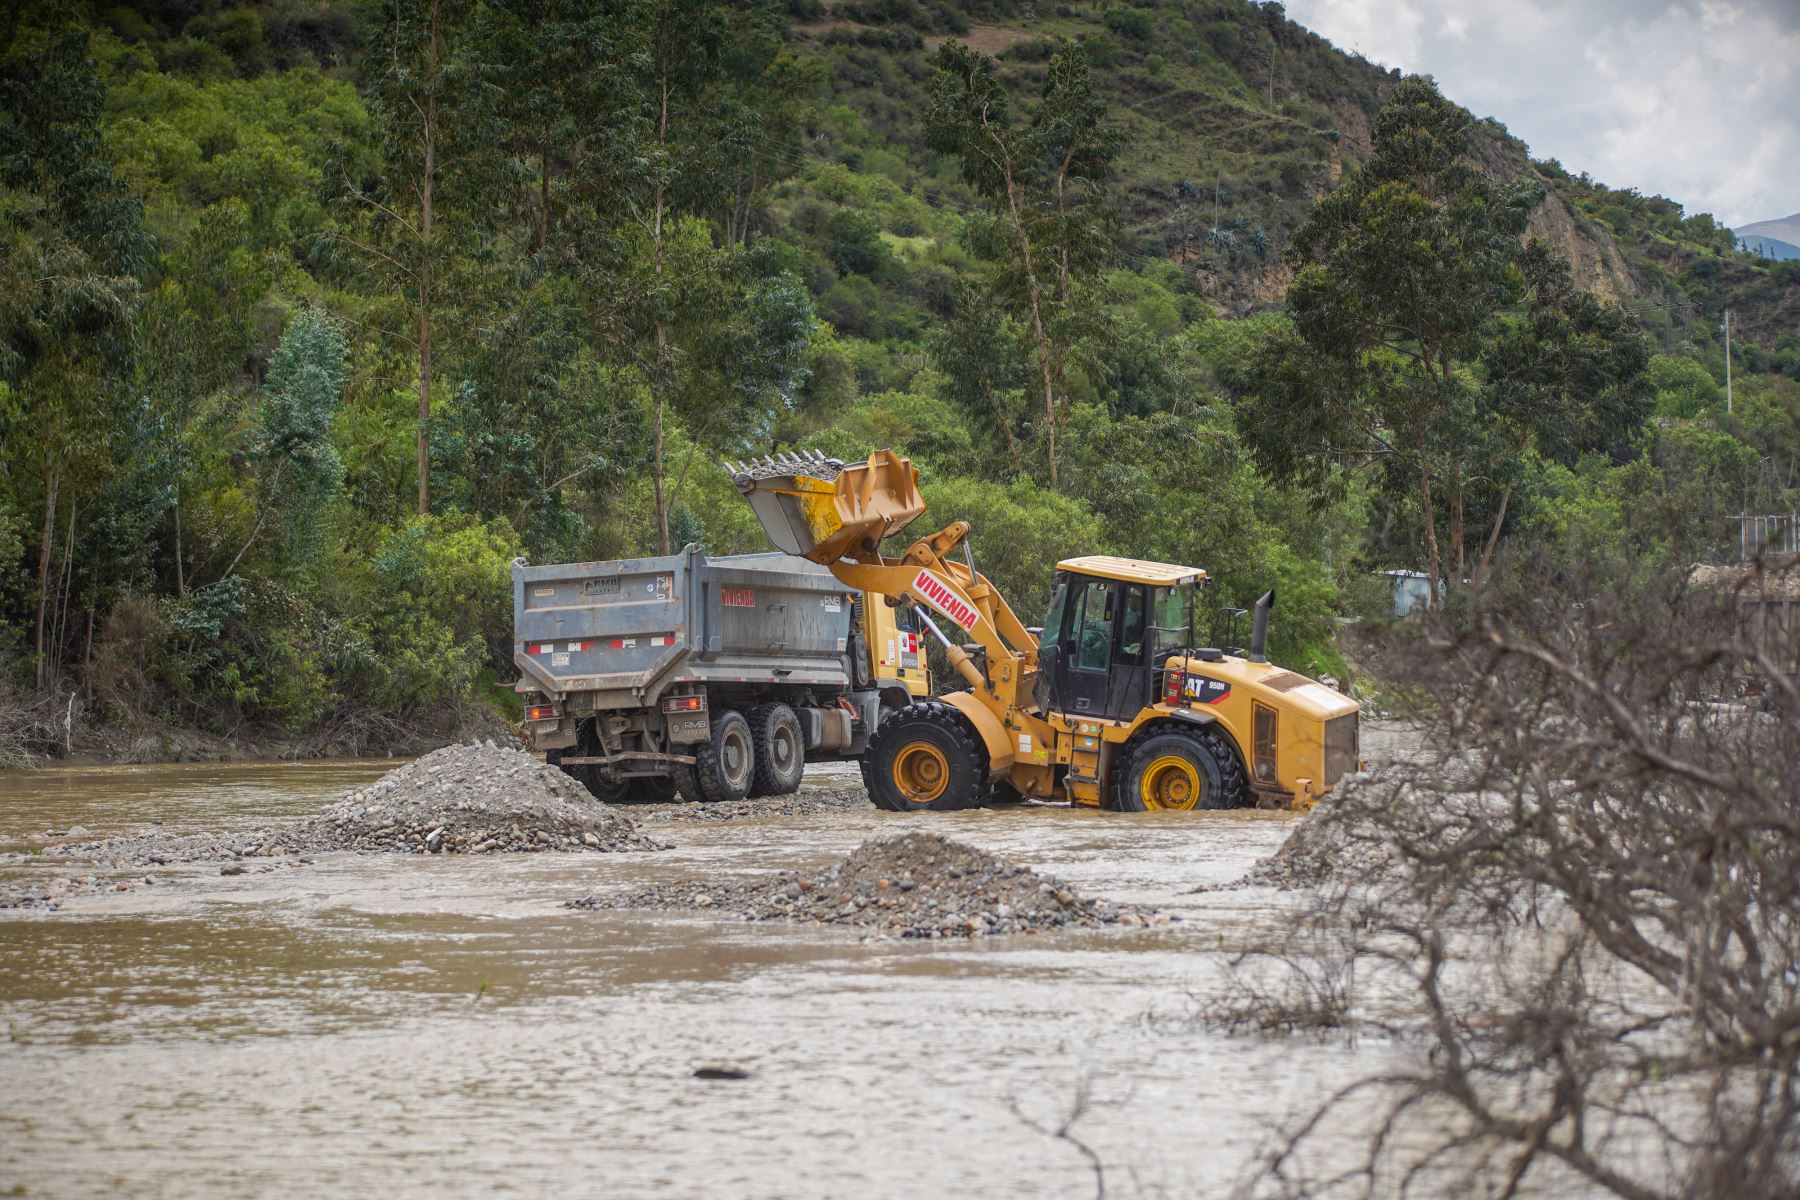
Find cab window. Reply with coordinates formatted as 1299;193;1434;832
1116;585;1147;665
1071;579;1114;671
1149;583;1195;661
1042;577;1070;645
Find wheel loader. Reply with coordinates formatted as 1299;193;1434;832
728;450;1362;813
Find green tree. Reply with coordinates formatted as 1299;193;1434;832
353;0;494;517
1238;78;1644;602
0;23;153;688
926;39;1116;487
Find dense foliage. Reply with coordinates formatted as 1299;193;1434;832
1;0;1793;751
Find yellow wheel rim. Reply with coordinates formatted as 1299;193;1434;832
1140;754;1203;811
892;742;951;804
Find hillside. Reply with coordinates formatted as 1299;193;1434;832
2;0;1798;757
786;1;1790;341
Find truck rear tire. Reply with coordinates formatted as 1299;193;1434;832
632;775;680;803
860;700;986;813
1108;727;1247;812
677;709;756;803
549;748;630;803
747;703;805;797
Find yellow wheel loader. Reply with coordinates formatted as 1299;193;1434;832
727;450;1361;813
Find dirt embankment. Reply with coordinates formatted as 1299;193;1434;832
572;831;1171;939
4;742;666;911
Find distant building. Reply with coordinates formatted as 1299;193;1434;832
1383;570;1437;618
1688;557;1800;674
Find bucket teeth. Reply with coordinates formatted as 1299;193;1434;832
722;449;849;489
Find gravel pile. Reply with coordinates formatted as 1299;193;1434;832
313;741;664;854
626;784;868;824
570;831;1165;938
1197;775;1399;893
15;742;665;871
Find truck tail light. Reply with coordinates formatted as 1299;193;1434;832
661;695;706;714
525;703;559;722
1162;664;1185;706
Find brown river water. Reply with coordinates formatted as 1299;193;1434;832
0;752;1528;1198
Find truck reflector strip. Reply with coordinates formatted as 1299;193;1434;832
530;634;672;656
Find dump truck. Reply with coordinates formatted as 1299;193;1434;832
512;545;929;802
729;449;1361;812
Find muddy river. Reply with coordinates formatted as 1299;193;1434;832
2;753;1426;1198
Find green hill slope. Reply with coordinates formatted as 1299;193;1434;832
1;0;1796;751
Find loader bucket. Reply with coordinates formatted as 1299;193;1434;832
728;449;926;565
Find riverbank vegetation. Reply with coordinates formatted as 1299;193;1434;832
2;0;1795;762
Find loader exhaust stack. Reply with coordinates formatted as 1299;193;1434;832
726;448;926;565
1248;589;1275;664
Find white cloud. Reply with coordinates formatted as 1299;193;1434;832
1280;0;1800;227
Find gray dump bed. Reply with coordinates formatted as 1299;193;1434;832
513;547;853;708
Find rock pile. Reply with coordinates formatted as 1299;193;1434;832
17;742;665;871
628;783;868;824
570;831;1163;938
313;741;664;854
1206;777;1398;892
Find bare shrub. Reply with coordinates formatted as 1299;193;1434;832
0;666;61;767
90;592;168;722
1219;560;1800;1200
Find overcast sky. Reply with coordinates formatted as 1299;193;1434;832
1279;0;1799;229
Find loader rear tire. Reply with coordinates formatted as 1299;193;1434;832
1108;727;1247;812
860;700;986;813
677;709;756;803
746;703;805;797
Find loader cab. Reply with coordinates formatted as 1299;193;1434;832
1038;557;1203;721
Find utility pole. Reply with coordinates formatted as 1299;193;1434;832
1724;308;1733;414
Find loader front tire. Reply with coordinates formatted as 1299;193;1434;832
677;709;756;803
1108;727;1247;812
861;701;986;812
746;703;805;797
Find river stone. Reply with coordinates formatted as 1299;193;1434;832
568;832;1165;939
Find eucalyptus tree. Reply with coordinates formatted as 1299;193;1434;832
925;39;1116;488
0;23;153;688
355;0;498;517
1237;77;1647;603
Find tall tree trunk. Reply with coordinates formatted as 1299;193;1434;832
652;77;672;556
1001;168;1056;489
416;0;440;518
1419;463;1441;612
1471;482;1514;602
173;474;185;597
34;464;58;691
1450;483;1465;583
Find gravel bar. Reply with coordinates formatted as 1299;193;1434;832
569;831;1172;939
